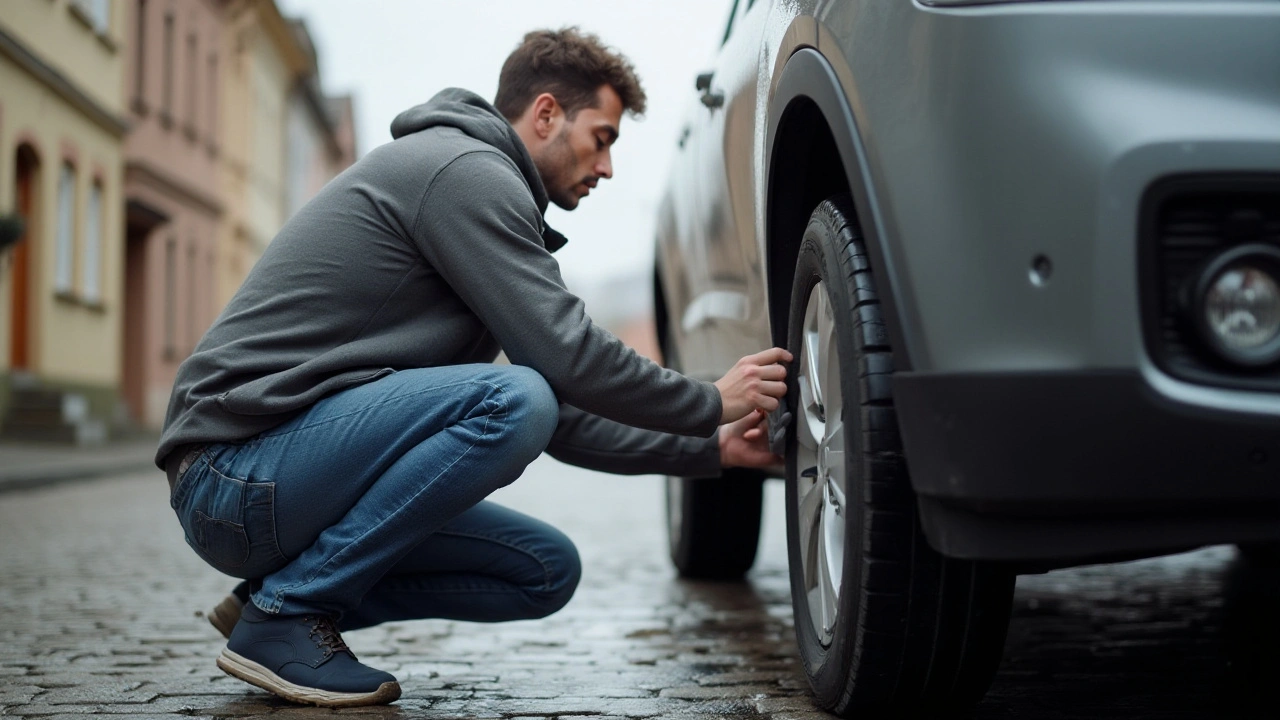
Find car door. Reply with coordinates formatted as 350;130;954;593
656;79;714;374
685;0;772;376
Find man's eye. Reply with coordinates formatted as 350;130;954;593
596;138;605;150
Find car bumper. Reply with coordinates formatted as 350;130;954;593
896;370;1280;567
857;2;1280;376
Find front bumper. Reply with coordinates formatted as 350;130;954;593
896;370;1280;567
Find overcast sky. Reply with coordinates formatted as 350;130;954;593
275;0;735;289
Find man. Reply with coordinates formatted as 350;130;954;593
158;28;790;708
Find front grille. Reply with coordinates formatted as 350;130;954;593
1141;175;1280;391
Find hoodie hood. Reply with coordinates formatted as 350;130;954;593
390;88;568;252
391;88;555;217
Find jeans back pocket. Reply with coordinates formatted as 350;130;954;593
172;449;288;579
185;463;251;571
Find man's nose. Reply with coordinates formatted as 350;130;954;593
596;152;613;180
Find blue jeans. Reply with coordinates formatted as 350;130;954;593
169;364;580;626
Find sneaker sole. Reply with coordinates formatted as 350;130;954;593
216;648;401;708
208;594;243;640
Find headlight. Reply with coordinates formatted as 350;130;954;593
1188;245;1280;368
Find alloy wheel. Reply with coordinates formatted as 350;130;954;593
795;281;847;648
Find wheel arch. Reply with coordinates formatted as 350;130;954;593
765;48;914;371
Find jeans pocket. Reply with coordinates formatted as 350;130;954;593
174;456;287;578
193;508;249;568
183;462;249;571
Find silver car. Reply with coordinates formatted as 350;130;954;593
654;0;1280;715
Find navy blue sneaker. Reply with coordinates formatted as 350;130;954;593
208;581;250;639
217;602;400;707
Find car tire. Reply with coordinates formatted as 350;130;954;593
784;195;1015;717
657;308;764;580
666;472;764;580
1237;543;1280;565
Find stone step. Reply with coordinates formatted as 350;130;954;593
0;419;79;444
8;388;62;412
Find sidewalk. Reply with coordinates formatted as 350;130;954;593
0;436;159;493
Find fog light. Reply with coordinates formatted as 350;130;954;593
1191;245;1280;368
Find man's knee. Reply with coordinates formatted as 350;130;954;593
528;534;582;619
501;366;559;455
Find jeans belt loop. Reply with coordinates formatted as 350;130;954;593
176;444;207;482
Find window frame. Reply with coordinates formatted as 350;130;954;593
54;163;77;296
82;181;104;304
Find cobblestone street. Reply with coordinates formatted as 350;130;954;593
1;457;1277;719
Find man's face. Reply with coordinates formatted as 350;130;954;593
535;85;623;211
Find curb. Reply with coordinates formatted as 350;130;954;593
0;459;159;495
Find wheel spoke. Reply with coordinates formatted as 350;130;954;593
803;331;824;412
799;476;826;531
826;463;847;510
823;417;845;451
796;377;821;451
798;478;823;587
803;285;826;412
819;308;842;434
815;512;836;636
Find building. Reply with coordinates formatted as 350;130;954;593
0;0;356;437
217;0;303;309
285;20;351;219
123;0;356;430
121;0;227;429
0;0;129;442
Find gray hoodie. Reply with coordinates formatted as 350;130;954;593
156;89;723;477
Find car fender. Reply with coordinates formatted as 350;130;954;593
766;46;918;372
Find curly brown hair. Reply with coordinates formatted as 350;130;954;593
494;27;646;122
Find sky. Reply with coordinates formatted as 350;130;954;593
275;0;737;290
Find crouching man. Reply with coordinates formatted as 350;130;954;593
157;27;789;707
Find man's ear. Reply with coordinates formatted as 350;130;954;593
531;93;562;140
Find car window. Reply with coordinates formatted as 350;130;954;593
721;0;742;46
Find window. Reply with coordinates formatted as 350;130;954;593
161;13;174;123
207;52;218;147
83;182;103;303
164;238;176;356
74;0;111;34
133;0;146;107
55;164;76;294
187;242;197;349
186;32;198;136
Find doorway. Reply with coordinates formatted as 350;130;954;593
11;144;38;370
122;198;167;425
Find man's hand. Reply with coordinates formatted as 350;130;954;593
715;348;792;424
720;409;782;469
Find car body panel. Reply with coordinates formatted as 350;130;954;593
656;0;1280;564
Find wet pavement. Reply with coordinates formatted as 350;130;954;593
1;456;1277;719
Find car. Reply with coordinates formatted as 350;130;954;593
652;0;1280;716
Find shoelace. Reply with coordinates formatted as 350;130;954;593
304;615;353;658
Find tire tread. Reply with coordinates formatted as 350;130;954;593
786;195;1013;718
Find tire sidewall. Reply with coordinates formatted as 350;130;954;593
784;204;864;705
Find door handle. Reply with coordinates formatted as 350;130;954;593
696;71;724;110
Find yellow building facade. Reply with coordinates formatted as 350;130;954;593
0;0;129;441
217;0;309;308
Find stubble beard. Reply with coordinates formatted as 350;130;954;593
536;128;582;211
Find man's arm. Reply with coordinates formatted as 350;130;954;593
546;405;782;477
416;151;789;437
415;151;722;438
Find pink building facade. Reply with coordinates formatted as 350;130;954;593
120;0;357;430
121;0;226;427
